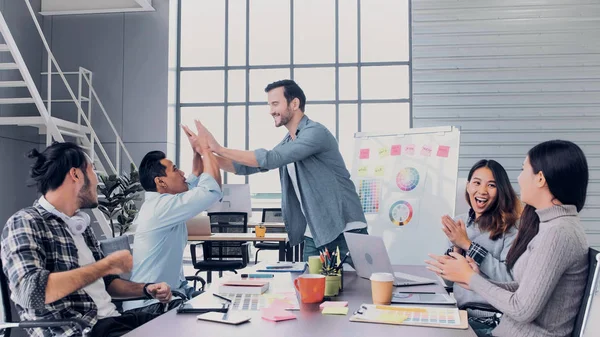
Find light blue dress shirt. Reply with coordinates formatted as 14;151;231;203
123;173;222;310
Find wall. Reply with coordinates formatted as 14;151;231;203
412;0;600;248
0;0;42;226
41;0;176;173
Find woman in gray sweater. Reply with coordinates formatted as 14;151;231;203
428;140;590;337
442;159;521;336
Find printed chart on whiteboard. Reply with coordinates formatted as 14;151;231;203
351;126;461;265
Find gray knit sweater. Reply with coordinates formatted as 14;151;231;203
470;205;589;337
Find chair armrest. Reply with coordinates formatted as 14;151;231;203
185;276;206;291
459;302;501;313
241;242;250;266
190;242;203;265
7;318;91;335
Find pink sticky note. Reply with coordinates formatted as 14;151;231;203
261;309;297;322
437;145;450;158
404;144;415;156
391;145;401;156
320;301;349;309
359;149;370;159
421;145;432;157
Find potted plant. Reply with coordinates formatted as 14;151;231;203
97;164;144;237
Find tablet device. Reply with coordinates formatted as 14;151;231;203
391;292;457;305
176;301;229;314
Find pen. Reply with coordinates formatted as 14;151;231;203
335;251;350;271
398;291;436;294
242;273;274;278
213;293;232;302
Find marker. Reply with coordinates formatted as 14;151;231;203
213;293;232;302
241;273;274;278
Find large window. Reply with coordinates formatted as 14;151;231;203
177;0;411;206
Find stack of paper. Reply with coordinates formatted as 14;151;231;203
261;299;297;322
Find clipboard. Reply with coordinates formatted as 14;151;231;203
349;304;469;330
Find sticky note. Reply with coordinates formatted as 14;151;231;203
359;149;370;159
404;144;415;156
391;145;401;156
322;307;349;315
358;166;368;177
437;145;450;158
378;147;389;158
421;145;432;157
262;308;296;322
320;301;348;309
375;166;385;176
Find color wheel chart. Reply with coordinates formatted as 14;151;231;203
396;167;420;191
389;200;413;226
358;179;382;214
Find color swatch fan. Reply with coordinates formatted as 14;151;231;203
396;167;420;191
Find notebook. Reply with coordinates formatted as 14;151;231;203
218;280;270;294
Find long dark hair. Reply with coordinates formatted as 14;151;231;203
28;142;89;195
506;140;588;269
465;159;520;240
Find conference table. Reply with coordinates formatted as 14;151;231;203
124;265;476;337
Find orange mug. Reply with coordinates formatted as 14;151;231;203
293;274;325;303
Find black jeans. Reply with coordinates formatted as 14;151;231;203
302;227;369;267
90;299;184;337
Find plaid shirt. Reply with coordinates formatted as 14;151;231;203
1;201;119;337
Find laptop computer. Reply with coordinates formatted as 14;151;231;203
186;215;213;236
344;232;437;287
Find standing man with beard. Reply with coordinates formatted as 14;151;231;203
194;79;368;265
1;142;173;337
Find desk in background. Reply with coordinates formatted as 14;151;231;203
123;265;476;337
188;233;290;261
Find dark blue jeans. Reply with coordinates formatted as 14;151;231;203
302;227;368;267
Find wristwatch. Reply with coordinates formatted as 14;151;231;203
143;283;155;299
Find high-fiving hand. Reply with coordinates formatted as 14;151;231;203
193;120;221;153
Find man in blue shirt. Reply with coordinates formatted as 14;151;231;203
124;124;222;310
194;80;368;265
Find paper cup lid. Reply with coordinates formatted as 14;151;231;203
370;272;394;282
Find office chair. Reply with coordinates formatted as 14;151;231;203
190;212;249;284
572;248;600;337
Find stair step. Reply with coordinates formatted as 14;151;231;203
58;129;86;138
0;44;9;52
0;98;34;104
0;81;26;87
0;63;18;70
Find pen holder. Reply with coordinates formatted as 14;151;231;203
324;274;341;297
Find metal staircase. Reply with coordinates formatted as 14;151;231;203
0;1;136;238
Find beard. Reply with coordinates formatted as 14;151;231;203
77;172;98;209
275;107;293;127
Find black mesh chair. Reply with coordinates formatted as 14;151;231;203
0;258;92;337
253;208;287;264
573;248;600;337
189;212;249;284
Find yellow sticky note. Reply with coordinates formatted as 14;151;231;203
322;307;349;315
379;147;389;158
374;166;385;176
358;166;368;176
